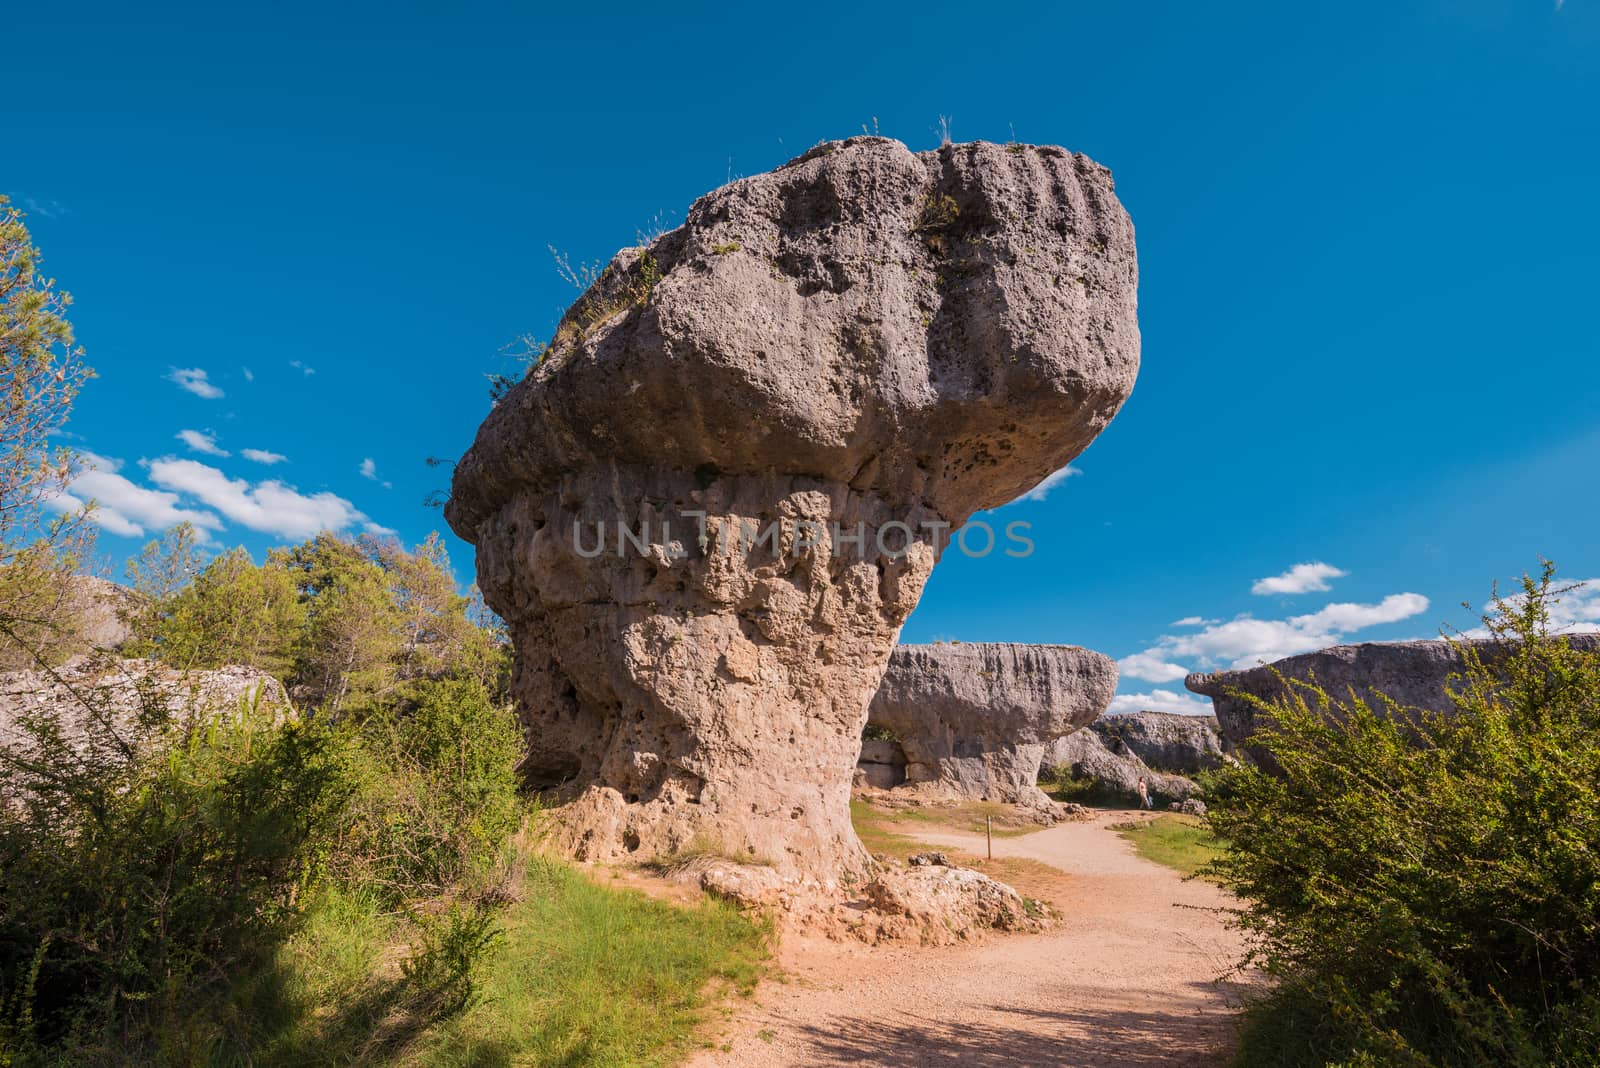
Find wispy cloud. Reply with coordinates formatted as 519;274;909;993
147;457;374;541
1252;561;1348;596
1018;465;1083;503
289;360;316;376
168;367;224;399
1170;616;1216;627
242;367;254;382
21;196;67;219
176;429;229;457
240;448;288;465
44;452;222;541
360;458;394;490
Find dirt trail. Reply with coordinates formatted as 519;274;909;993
687;811;1248;1067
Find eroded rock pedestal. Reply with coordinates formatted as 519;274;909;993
865;642;1117;812
447;136;1140;889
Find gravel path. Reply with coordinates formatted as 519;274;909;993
687;811;1248;1067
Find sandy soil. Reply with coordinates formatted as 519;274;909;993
686;810;1250;1067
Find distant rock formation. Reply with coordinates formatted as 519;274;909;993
1041;713;1219;805
1092;710;1230;773
60;575;137;653
0;574;137;671
446;136;1140;888
0;658;290;757
854;737;907;791
864;642;1118;812
1186;636;1600;758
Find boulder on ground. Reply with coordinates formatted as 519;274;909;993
865;642;1117;812
446;136;1140;888
860;864;1042;945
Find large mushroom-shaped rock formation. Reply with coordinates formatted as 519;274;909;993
865;642;1117;809
446;136;1140;887
1186;636;1600;759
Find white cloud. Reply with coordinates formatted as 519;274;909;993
147;457;371;541
1170;616;1214;627
1252;561;1348;596
363;521;399;538
1142;592;1432;672
242;367;254;382
1018;465;1082;503
1109;689;1216;716
1297;594;1430;633
168;367;224;399
1118;651;1191;684
176;429;229;457
240;448;288;465
45;452;222;541
290;360;316;376
359;458;378;480
1462;578;1600;638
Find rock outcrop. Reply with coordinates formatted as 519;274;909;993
865;642;1117;811
445;137;1140;887
1093;710;1228;773
0;658;290;756
1041;722;1203;805
1186;636;1600;757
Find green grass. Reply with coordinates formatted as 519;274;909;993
1113;815;1224;878
420;858;770;1067
851;798;929;859
197;857;769;1068
852;797;1041;840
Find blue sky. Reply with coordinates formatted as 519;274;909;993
8;0;1598;712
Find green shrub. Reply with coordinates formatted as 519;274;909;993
1206;565;1600;1067
0;670;527;1062
341;677;524;902
0;686;356;1057
402;903;505;1017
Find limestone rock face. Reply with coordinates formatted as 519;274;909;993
446;137;1140;886
1185;636;1600;757
867;642;1118;809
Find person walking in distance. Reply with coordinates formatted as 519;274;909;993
1137;777;1153;810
